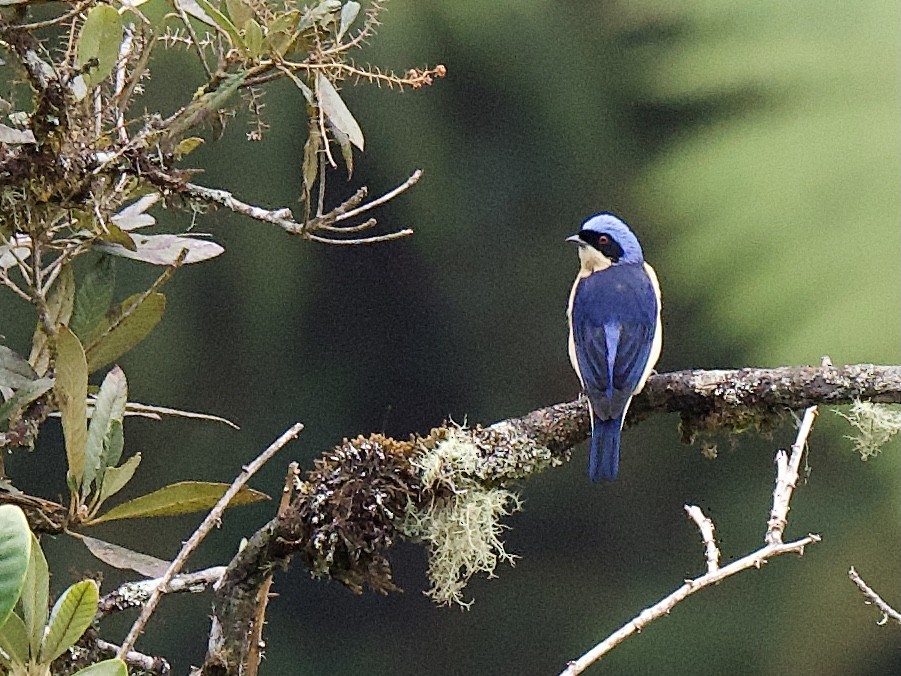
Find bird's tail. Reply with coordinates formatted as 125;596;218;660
589;417;622;482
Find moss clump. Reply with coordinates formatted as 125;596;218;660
401;428;521;607
837;401;901;460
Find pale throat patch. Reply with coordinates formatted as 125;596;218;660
577;245;613;276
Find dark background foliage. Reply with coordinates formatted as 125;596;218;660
2;0;898;673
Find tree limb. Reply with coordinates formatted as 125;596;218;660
199;363;898;673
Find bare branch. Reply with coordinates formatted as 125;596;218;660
560;402;824;675
685;505;720;573
117;423;303;658
848;567;901;626
559;534;820;675
97;566;227;617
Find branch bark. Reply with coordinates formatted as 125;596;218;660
199;363;899;673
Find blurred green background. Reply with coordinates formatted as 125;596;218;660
2;0;900;674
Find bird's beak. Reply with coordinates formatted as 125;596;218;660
565;234;583;245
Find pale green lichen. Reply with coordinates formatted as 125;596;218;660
837;401;901;460
401;428;522;607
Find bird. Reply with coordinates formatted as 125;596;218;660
566;213;662;481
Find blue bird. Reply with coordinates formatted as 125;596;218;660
566;213;662;481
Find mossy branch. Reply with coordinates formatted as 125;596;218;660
200;362;900;673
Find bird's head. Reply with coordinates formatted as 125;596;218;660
566;213;645;272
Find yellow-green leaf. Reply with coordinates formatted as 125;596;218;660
99;222;135;251
30;265;74;376
174;136;205;159
83;366;127;497
19;533;49;658
75;5;123;87
54;326;88;485
225;0;254;27
0;505;31;630
244;18;264;58
73;658;128;676
89;481;269;524
84;292;165;373
71;255;116;344
39;579;98;664
194;0;245;49
95;453;141;509
0;611;29;667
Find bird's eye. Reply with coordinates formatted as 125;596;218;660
598;234;609;244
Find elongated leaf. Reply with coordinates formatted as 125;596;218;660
0;377;54;426
83;366;127;497
75;5;123;87
316;73;364;150
84;292;165;374
111;194;159;231
96;234;224;266
0;505;31;629
194;0;245;48
79;535;169;578
175;0;215;25
0;611;29;666
123;401;239;428
73;658;129;676
71;255;116;343
30;266;75;376
0;345;36;389
96;453;141;509
54;327;88;485
19;533;49;657
99;222;135;251
225;0;253;27
89;481;269;524
337;1;360;41
40;579;98;663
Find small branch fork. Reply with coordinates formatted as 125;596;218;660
178;169;421;245
848;567;901;626
560;400;824;675
116;423;304;659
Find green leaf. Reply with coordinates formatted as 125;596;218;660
175;0;215;25
89;481;269;524
96;453;141;508
337;1;360;42
39;579;99;664
71;255;116;344
0;505;31;629
84;292;165;374
0;345;37;389
96;233;224;266
244;18;264;58
302;127;322;197
316;73;364;150
54;326;88;486
194;0;245;49
225;0;254;27
174;137;205;159
99;222;136;251
330;123;354;177
73;658;129;676
0;377;54;427
19;533;49;658
0;611;29;667
79;535;169;578
30;265;74;376
83;366;127;497
75;5;123;87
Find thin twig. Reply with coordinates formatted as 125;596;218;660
97;566;227;618
12;0;92;30
305;228;414;245
117;423;304;658
245;462;301;676
561;403;824;675
684;505;720;573
95;638;171;674
848;567;901;626
559;534;821;675
334;169;422;222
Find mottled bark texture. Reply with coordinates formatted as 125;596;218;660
201;363;900;674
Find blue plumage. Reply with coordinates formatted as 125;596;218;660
566;214;662;481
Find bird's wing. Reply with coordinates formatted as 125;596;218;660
572;266;658;422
